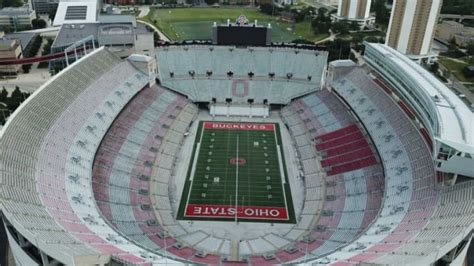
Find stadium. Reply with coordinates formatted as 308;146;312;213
0;31;473;265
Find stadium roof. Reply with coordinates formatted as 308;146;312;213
366;43;474;148
53;0;99;26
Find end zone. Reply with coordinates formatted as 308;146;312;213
204;121;275;131
185;204;289;221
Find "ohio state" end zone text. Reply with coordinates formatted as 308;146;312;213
204;122;275;131
185;204;288;220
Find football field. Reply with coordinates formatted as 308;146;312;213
177;121;295;223
143;7;328;42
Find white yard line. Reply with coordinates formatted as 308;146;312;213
235;134;239;224
185;123;206;213
275;124;290;219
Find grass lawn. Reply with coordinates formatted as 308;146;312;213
143;7;328;42
177;121;295;223
439;58;474;83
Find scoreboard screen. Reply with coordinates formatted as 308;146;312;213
215;26;269;46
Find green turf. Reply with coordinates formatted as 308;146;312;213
177;121;295;223
439;58;474;83
169;20;298;42
142;7;329;42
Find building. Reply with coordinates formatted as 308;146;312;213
435;20;474;47
0;39;23;74
0;7;36;31
31;0;59;14
4;32;38;56
51;15;154;68
52;0;101;26
331;0;375;29
386;0;443;63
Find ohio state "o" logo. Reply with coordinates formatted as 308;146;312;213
229;157;246;165
231;79;249;97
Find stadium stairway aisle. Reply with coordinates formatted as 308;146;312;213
281;90;385;263
92;85;200;261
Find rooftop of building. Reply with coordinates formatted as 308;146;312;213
98;14;136;27
0;6;34;16
0;38;20;50
52;16;148;49
3;32;36;51
52;0;99;26
52;23;98;48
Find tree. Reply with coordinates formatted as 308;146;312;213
463;66;474;78
373;0;389;24
11;86;22;100
302;6;316;19
351;34;363;45
32;18;47;29
49;8;57;22
327;39;352;61
365;36;379;43
0;87;7;102
42;38;53;56
259;4;276;16
204;0;217;5
0;0;23;8
22;64;31;73
311;7;331;34
331;21;350;35
467;42;474;56
442;0;474;15
430;62;439;74
6;86;23;111
349;21;359;31
292;39;313;44
317;7;327;16
153;31;160;46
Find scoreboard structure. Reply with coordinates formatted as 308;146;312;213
212;15;272;46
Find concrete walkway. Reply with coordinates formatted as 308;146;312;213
31;37;47;70
0;70;50;94
137;20;171;42
137;5;150;18
314;32;336;44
